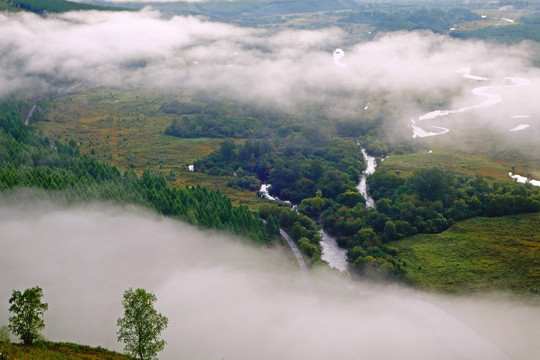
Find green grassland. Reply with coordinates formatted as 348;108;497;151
36;88;270;209
391;212;540;294
380;150;514;180
0;342;133;360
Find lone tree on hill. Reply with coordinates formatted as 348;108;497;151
117;288;168;360
8;286;48;345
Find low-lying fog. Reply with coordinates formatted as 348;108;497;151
0;200;539;360
1;8;540;123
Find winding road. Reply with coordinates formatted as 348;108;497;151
259;184;308;273
279;228;308;275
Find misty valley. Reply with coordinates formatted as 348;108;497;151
1;0;540;359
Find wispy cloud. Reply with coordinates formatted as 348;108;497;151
0;8;538;141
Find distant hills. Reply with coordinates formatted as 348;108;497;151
72;0;540;44
196;0;359;16
0;0;124;13
4;0;540;44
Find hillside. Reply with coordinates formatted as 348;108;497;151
0;99;272;243
0;342;133;360
391;212;540;294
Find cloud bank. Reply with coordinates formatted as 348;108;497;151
1;8;539;120
0;201;539;360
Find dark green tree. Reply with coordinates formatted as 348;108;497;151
265;213;280;238
8;286;48;345
408;168;450;201
117;288;168;360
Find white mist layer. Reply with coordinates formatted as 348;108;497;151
0;201;539;360
1;9;539;120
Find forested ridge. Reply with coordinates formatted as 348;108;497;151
0;99;270;243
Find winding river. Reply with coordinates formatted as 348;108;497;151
411;68;531;138
319;230;348;273
509;172;540;187
319;146;378;273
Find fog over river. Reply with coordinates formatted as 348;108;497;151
1;201;539;360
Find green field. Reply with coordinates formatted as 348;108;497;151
0;342;133;360
380;150;515;180
391;212;540;294
37;88;270;209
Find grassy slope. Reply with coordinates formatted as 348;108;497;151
391;212;540;294
37;88;269;209
0;342;133;360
